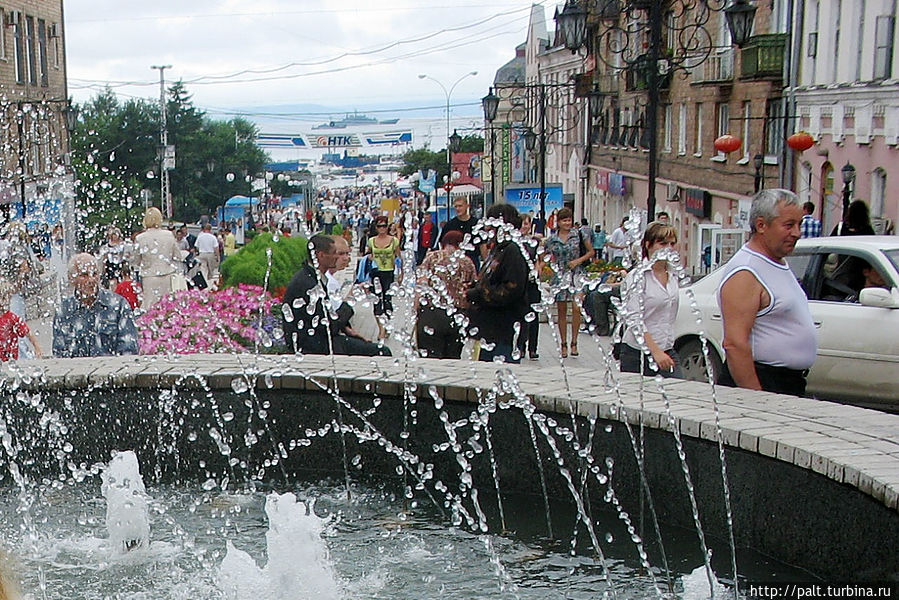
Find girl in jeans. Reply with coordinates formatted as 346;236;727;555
619;222;684;378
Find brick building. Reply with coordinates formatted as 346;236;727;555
586;1;789;273
0;0;70;222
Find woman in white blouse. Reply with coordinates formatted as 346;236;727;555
619;221;684;378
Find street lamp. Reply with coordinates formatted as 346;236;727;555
448;130;462;154
555;0;588;52
841;163;856;216
417;71;478;168
482;89;500;207
724;0;760;47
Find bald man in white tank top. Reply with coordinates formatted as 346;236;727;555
717;189;818;396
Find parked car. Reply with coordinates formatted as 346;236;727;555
672;236;899;411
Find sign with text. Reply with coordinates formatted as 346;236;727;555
685;188;712;218
504;184;564;217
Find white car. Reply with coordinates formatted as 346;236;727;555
673;236;899;411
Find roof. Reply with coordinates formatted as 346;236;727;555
494;43;526;85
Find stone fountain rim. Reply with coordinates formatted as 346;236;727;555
5;353;898;513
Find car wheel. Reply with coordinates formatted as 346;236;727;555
677;338;722;383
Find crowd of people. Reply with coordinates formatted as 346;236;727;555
0;185;889;401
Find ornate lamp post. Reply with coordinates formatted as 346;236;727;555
481;89;500;207
841;163;856;217
555;0;758;220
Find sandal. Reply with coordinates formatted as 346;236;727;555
560;343;568;358
570;343;579;357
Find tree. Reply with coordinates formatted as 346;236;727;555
71;83;270;242
399;148;448;181
459;134;484;153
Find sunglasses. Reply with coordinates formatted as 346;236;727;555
376;223;387;227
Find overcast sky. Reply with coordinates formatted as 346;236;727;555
64;0;557;121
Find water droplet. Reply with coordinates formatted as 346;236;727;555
231;378;249;394
202;478;217;491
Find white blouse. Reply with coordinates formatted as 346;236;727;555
622;263;679;351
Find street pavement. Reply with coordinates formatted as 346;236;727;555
27;240;613;368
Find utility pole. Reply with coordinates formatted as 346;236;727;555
151;64;172;218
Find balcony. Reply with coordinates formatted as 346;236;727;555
740;34;787;80
693;49;734;84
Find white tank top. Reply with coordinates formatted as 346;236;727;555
716;245;818;370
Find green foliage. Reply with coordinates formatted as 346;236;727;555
459;134;484;152
331;223;344;235
219;233;309;290
399;147;448;180
72;84;270;240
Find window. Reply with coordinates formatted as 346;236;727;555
741;101;751;160
677;103;687;155
26;15;36;85
854;0;866;81
663;104;672;152
712;102;730;160
0;9;6;60
13;14;25;84
693;103;703;156
51;23;60;68
871;168;887;218
832;0;842;83
766;100;784;159
874;15;895;79
807;0;819;83
37;19;47;86
771;0;789;33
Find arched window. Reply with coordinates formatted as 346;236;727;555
871;168;887;218
799;161;813;207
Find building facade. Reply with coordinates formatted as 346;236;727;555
586;1;789;273
0;0;70;223
793;0;899;235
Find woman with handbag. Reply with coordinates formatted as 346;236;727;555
618;222;683;378
545;207;592;357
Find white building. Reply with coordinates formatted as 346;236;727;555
793;0;899;233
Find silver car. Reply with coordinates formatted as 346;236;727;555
673;236;899;411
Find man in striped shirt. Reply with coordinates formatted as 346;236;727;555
800;202;822;238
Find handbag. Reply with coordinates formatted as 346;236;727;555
577;228;587;259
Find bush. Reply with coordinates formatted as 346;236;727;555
331;223;344;235
219;232;309;290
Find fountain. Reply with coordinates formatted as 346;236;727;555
0;215;895;599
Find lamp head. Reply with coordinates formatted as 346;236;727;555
724;0;758;48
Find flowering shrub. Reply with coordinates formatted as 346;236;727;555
138;284;279;355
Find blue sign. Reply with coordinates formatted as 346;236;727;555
256;134;307;148
418;169;436;194
364;131;413;145
504;184;564;217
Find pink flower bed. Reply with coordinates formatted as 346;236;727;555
138;284;278;355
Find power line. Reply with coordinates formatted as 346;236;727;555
68;3;534;88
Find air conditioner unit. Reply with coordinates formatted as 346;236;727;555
48;23;59;38
6;11;21;27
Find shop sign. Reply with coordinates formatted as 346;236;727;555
685;188;712;218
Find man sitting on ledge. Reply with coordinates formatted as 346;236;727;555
282;234;390;357
53;253;138;358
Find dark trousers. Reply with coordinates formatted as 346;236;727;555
478;341;521;364
619;344;683;378
372;270;395;316
719;362;807;397
416;306;463;359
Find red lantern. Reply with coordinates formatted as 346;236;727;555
787;131;815;152
713;134;742;154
